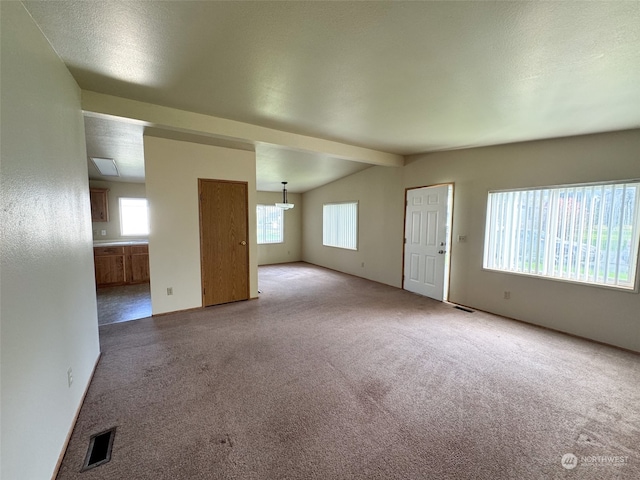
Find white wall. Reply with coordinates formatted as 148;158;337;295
90;180;147;241
302;130;640;352
144;136;258;315
303;166;404;287
0;3;101;479
257;191;302;265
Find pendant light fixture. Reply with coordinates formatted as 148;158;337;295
275;181;294;210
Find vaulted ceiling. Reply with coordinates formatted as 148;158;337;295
24;1;640;190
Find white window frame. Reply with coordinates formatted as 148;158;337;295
119;197;149;237
257;204;284;244
483;180;640;291
323;201;358;250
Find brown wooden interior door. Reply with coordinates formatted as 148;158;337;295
199;179;249;306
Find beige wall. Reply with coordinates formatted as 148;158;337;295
302;130;640;352
144;136;258;315
90;180;147;241
257;191;302;265
0;3;101;479
302;166;404;287
405;130;640;352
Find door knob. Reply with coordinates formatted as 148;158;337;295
240;240;247;246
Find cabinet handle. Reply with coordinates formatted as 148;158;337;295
240;240;247;246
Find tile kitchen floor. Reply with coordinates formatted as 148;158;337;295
96;283;151;325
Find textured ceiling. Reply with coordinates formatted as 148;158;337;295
85;116;145;182
25;1;640;188
255;145;371;193
85;115;368;192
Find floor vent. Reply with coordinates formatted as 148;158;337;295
81;427;116;472
454;306;474;313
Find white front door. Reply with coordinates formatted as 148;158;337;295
403;185;452;301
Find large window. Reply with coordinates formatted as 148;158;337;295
483;180;640;290
119;197;149;236
257;205;284;244
323;202;358;250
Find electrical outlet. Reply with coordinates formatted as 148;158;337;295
458;235;467;242
504;291;511;300
100;230;107;236
167;287;173;296
67;368;73;388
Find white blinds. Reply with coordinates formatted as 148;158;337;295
323;202;358;250
484;181;640;290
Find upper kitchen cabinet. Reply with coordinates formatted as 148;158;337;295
90;187;109;222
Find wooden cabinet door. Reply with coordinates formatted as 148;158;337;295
129;247;150;284
90;188;109;222
94;255;126;286
199;179;249;306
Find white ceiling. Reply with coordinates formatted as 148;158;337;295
25;1;640;190
84;115;370;192
85;116;145;183
256;145;371;193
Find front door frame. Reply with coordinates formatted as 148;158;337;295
402;183;454;302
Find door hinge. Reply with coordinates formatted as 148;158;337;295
203;288;206;295
404;238;407;244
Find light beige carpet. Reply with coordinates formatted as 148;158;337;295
57;262;640;479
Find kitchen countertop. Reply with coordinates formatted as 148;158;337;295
93;240;148;247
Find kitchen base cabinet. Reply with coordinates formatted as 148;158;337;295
94;244;149;287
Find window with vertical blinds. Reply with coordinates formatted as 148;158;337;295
483;180;640;290
323;202;358;250
257;205;283;244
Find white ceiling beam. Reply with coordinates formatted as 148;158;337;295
81;91;404;168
